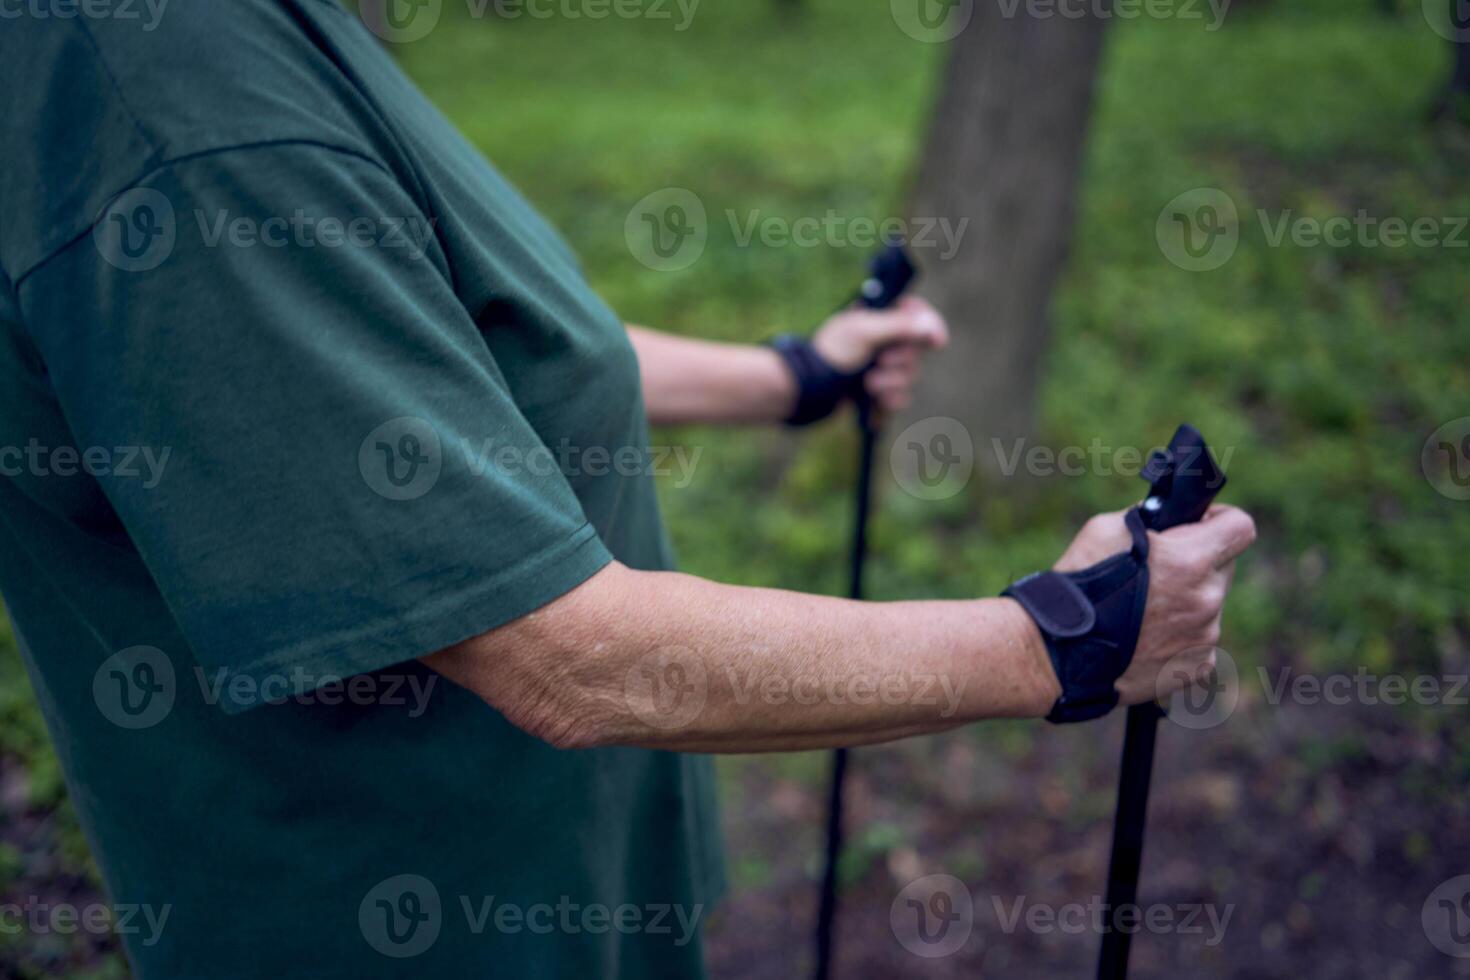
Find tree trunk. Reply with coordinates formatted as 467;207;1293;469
905;8;1110;468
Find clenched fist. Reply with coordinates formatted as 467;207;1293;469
810;296;948;414
1055;504;1257;706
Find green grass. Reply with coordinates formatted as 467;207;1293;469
4;0;1468;973
402;0;1468;672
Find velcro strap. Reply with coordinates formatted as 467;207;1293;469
1003;571;1095;638
1002;514;1152;724
766;335;866;427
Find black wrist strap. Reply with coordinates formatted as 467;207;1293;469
1004;508;1152;724
766;335;867;427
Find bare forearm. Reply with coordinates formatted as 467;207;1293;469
626;325;795;425
424;563;1060;753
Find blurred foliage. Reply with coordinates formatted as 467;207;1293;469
4;0;1468;973
401;0;1469;673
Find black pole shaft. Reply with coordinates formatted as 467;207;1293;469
814;402;877;980
1097;702;1164;980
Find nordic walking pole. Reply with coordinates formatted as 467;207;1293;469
814;243;917;980
1097;424;1227;980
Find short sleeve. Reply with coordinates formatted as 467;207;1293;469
16;143;613;711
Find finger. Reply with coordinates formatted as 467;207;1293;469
864;368;915;397
895;296;950;348
1167;505;1257;568
1200;505;1256;567
878;389;912;413
877;346;920;370
853;304;947;353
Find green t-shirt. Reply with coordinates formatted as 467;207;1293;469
0;2;723;976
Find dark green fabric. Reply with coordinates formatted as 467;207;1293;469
0;2;723;976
